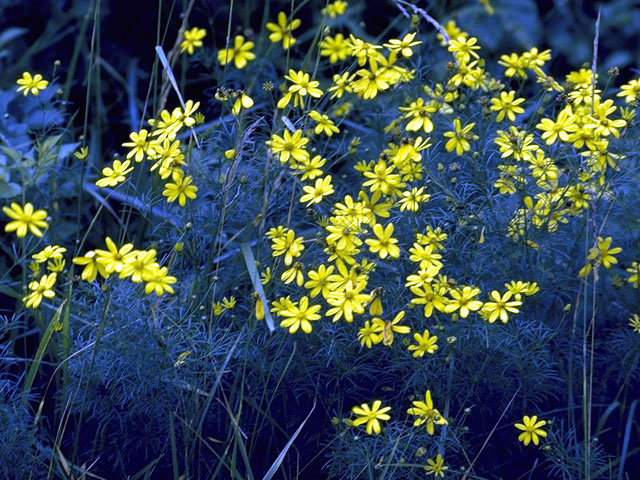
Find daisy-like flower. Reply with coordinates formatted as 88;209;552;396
72;251;109;282
300;175;334;206
444;285;483;318
278;70;323;109
425;454;448;477
322;0;348;17
143;266;177;296
407;390;447;435
515;415;547;446
122;129;152;162
278;296;321;334
16;72;49;96
351;400;391;435
628;314;640;334
218;35;256;69
266;130;310;165
266;11;301;49
180;27;206;55
309;110;340;136
481;290;522;323
443;118;477;156
119;249;159;282
384;32;422;58
408;329;438;357
365;223;400;259
163;171;198;206
357;320;383;348
490;90;525;122
23;273;57;309
95;159;134;188
3;202;49;238
319;34;350;63
94;237;136;274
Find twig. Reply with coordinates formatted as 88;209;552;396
393;0;450;45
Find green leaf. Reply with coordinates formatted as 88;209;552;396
0;179;22;198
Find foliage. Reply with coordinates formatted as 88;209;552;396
1;0;640;479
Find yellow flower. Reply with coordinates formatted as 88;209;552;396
352;57;390;100
304;264;335;299
481;290;522;323
94;237;136;274
444;286;483;318
3;202;49;238
372;310;410;346
122;129;151;162
322;0;348;17
73;147;89;160
278;296;321;334
448;35;481;62
443;118;476;155
357;320;383;348
143;266;177;296
408;329;438;357
281;262;305;286
626;262;640;288
270;228;305;266
218;35;256;69
309;110;340;136
536;106;578;145
515;415;547;446
232;92;254;115
407;390;447;435
366;223;400;259
300;175;334;206
73;251;109;282
628;314;640;334
326;281;369;322
23;273;57;309
399;98;437;133
32;245;66;264
319;34;350;63
351;400;391;435
16;71;49;96
266;11;301;49
221;296;237;309
119;249;158;282
617;78;640;104
96;159;134;188
327;72;355;99
266;129;310;165
384;32;421;58
425;454;448;477
180;27;206;55
490;90;525;122
278;70;323;109
589;236;622;269
163;171;198;206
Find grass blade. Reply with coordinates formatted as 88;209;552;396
262;398;316;480
21;301;66;405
